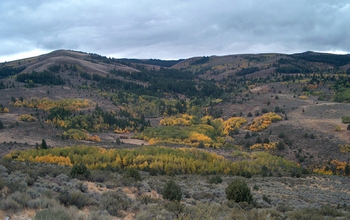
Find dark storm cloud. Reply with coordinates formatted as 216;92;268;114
1;0;349;61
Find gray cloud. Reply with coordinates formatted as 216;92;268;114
1;0;349;61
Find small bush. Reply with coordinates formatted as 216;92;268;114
19;114;36;122
276;204;293;212
208;175;223;184
58;190;92;209
124;168;141;181
26;197;55;209
225;178;252;204
341;116;350;123
262;195;271;204
0;198;21;212
263;137;270;144
137;194;157;205
100;191;131;217
319;205;343;217
278;132;285;138
287;207;323;220
70;164;90;179
34;207;71;220
9;191;31;207
277;141;285;150
255;136;262;144
334;125;342;131
164;201;185;219
162;180;182;202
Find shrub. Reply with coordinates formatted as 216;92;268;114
0;198;22;212
334;125;342;131
256;137;262;144
276;141;285;151
9;191;31;207
58;190;92;209
162;180;182;202
319;205;343;217
262;195;271;204
70;164;90;179
341;116;350;123
34;207;71;220
348;124;350;130
164;201;185;219
100;191;131;217
26;197;55;209
19;114;36;122
124;168;141;181
208;175;223;184
244;132;251;139
263;137;270;144
278;132;285;138
225;178;252;203
198;141;205;148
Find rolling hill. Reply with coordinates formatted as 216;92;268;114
0;50;350;219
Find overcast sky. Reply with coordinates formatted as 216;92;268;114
1;0;350;62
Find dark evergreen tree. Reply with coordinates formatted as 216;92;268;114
225;179;252;203
70;164;90;179
256;136;262;144
345;163;350;176
41;139;48;149
162;180;182;201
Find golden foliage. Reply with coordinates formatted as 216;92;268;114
334;125;342;131
6;146;301;175
0;107;9;113
28;155;72;166
19;114;36;122
86;135;101;142
63;129;100;142
188;132;212;146
9;98;93;111
159;114;194;126
340;144;350;153
222;117;247;135
298;95;308;100
247;112;282;132
114;129;129;134
313;159;348;176
250;143;277;151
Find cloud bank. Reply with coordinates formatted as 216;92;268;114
1;0;349;61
